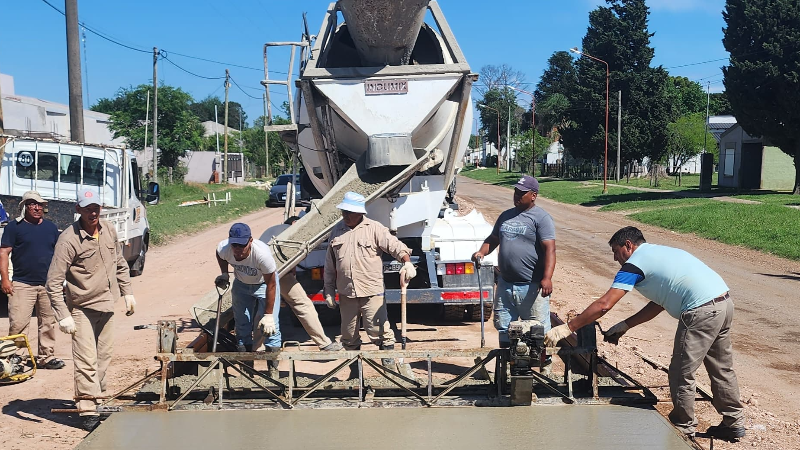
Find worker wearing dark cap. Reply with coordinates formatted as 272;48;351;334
472;175;556;352
215;222;282;376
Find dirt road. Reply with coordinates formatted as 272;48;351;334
457;176;800;449
3;178;799;449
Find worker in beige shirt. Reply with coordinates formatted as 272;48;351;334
46;188;136;432
323;191;416;375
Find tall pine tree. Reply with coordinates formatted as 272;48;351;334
561;0;673;169
723;0;800;194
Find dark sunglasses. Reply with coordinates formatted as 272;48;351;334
231;243;248;249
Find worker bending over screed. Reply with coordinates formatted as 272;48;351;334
46;188;136;432
323;191;416;376
472;175;556;355
260;217;343;351
216;223;281;376
545;226;745;441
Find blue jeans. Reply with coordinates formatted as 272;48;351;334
231;278;281;349
493;275;551;346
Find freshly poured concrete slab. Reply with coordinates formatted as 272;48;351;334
76;405;694;450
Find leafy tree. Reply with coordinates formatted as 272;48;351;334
561;0;673;171
666;113;715;185
667;76;706;116
477;87;524;168
475;64;527;96
534;51;576;136
189;95;247;129
708;92;732;116
93;84;204;168
513;129;550;174
723;0;800;193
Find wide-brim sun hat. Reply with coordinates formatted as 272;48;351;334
336;191;367;214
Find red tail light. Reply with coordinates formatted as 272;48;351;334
445;263;456;275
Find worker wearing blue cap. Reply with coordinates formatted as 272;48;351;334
215;222;281;376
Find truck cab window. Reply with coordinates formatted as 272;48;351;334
15;151;58;182
82;157;104;186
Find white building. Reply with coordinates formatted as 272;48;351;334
0;73;122;146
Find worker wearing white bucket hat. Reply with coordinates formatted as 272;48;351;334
324;191;416;376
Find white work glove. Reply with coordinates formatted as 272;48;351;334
124;294;136;316
58;316;77;335
400;261;417;283
258;314;276;336
603;321;630;345
323;288;337;309
544;323;573;347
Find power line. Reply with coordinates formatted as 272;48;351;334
229;76;261;100
160;52;225;80
40;0;151;53
38;0;288;76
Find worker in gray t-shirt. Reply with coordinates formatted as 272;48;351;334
472;175;556;349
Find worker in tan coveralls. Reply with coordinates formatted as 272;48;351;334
46;187;136;432
323;191;416;375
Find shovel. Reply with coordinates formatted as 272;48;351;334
397;270;416;381
211;281;230;353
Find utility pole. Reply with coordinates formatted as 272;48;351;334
223;69;230;183
617;90;622;182
506;103;511;172
268;93;269;178
214;105;220;153
152;47;158;182
65;0;85;143
144;90;150;155
703;81;710;154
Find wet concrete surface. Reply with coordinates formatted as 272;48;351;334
76;405;693;449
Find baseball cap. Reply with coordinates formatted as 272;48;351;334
335;191;367;214
19;190;47;208
77;188;102;207
229;223;252;245
514;175;540;193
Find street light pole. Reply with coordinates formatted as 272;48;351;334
571;47;609;193
477;103;501;174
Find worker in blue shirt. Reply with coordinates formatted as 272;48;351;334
545;226;745;442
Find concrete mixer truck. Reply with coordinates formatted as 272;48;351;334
193;0;497;331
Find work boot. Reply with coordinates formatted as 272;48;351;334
346;346;361;380
320;341;344;351
705;424;746;441
81;415;101;432
539;356;552;377
380;344;396;371
265;346;279;379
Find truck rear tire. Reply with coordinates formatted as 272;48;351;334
467;303;492;322
442;305;468;322
315;304;341;326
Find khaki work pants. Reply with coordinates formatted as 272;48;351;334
72;307;115;416
280;272;331;348
668;297;744;434
339;294;394;350
7;282;57;364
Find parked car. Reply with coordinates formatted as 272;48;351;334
267;174;302;207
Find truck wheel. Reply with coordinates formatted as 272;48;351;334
442;305;468;322
467;303;492;322
129;240;147;277
315;304;341;326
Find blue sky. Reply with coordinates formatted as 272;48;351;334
1;0;728;129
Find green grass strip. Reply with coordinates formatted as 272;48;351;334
632;202;800;260
147;183;269;246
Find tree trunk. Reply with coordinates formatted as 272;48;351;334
794;141;800;195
